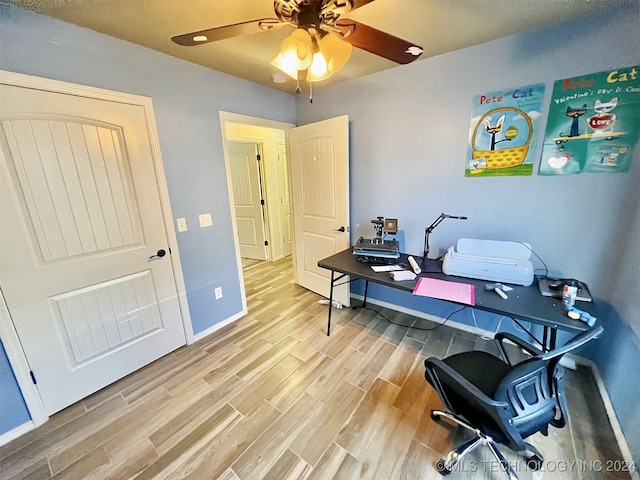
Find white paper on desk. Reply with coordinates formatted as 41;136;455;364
371;265;403;272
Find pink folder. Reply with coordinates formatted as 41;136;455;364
412;277;475;305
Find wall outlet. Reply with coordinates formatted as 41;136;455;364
176;217;187;232
214;287;223;300
199;213;213;228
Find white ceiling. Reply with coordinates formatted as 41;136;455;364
4;0;635;93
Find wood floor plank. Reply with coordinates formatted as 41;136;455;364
229;353;303;415
166;400;281;480
290;380;365;466
304;442;361;480
96;438;158;480
345;338;397;390
334;377;401;459
134;403;242;480
149;378;240;453
50;445;110;480
234;335;299;382
230;392;322;479
262;448;311;480
393;354;433;419
378;336;424;387
266;351;333;412
359;411;417;480
1;256;631;480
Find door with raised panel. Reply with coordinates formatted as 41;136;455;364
228;141;268;260
289;115;350;307
0;80;186;415
275;142;292;258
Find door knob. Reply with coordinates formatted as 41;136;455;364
149;249;166;260
333;226;345;233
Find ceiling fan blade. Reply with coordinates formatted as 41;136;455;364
349;0;377;10
172;18;283;46
322;0;376;15
335;19;423;64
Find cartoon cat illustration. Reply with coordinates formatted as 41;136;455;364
589;97;617;133
564;104;588;137
483;115;509;150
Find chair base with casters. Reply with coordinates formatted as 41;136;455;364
424;325;603;479
430;409;543;479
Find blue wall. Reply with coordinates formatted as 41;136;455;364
1;1;638;462
295;5;640;463
0;341;30;433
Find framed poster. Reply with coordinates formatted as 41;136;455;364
540;65;639;175
466;83;545;177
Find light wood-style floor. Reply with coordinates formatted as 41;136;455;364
1;256;631;479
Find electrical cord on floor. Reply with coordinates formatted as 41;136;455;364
353;303;468;331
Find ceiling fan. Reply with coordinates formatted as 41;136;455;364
172;0;423;96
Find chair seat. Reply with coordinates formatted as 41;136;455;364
444;351;513;398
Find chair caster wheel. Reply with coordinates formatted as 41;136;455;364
435;459;452;475
525;453;544;470
430;410;441;421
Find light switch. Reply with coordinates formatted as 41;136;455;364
199;213;213;228
176;217;187;232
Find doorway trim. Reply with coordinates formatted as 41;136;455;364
0;70;192;430
219;111;294;313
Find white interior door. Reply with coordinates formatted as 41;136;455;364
0;82;186;415
289;115;350;307
275;142;292;258
228;142;267;260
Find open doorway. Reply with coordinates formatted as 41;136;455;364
220;112;350;312
219;112;295;310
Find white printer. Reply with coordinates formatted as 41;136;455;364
442;238;534;286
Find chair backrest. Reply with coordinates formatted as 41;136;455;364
426;326;603;452
491;325;603;449
498;325;603;441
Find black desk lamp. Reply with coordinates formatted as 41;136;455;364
422;213;468;272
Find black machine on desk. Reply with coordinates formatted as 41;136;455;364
353;216;399;263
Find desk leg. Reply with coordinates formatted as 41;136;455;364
363;280;369;309
327;271;335;336
542;327;558;352
549;328;557;351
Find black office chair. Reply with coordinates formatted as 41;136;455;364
424;325;603;479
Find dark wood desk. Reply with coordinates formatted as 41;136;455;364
318;248;599;349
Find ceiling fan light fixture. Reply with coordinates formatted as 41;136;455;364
275;29;314;72
319;32;352;75
306;32;352;82
307;51;330;82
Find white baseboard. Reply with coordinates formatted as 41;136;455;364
573;357;639;480
0;421;34;447
190;309;247;344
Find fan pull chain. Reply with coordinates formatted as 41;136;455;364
295;77;301;94
309;81;313;103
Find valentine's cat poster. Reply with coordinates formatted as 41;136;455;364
540;65;639;175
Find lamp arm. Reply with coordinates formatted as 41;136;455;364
425;213;447;234
422;213;468;259
423;213;446;257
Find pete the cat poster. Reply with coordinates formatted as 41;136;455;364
540;65;640;175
